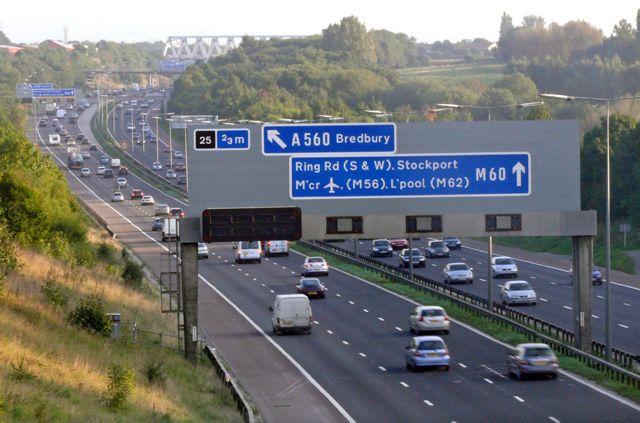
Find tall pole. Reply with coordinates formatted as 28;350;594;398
168;118;174;170
488;237;493;310
141;113;146;154
153;116;160;166
111;102;116;138
183;121;190;191
605;100;612;361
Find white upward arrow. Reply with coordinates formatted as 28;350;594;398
512;162;526;187
266;129;287;150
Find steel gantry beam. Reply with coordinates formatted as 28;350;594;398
163;35;304;61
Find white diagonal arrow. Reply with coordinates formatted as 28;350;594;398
266;129;287;150
512;162;526;187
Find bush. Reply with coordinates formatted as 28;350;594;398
96;242;117;263
9;357;36;382
106;364;135;409
143;359;166;386
67;295;112;336
122;260;144;290
40;269;71;309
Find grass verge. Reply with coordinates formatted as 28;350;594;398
0;239;244;421
292;242;640;404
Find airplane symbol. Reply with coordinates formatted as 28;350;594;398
324;177;341;194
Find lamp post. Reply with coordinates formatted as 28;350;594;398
539;92;640;361
128;108;135;158
140;112;147;154
435;101;544;310
152;116;160;167
183;119;192;191
166;114;174;170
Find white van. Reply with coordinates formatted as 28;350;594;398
235;241;262;264
111;158;121;168
270;294;312;335
48;133;61;145
265;240;289;257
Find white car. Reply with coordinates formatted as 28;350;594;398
111;191;124;202
116;177;128;188
301;257;329;276
96;166;106;175
152;161;163;170
166;170;177;179
409;305;450;334
491;256;518;278
174;150;183;159
198;242;209;259
500;280;537;306
443;262;473;284
80;167;91;177
126;124;135;131
141;195;155;205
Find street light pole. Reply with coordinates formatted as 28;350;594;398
152;116;160;167
166;115;174;170
141;112;147;154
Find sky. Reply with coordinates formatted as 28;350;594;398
1;1;637;45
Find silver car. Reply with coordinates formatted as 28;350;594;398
491;256;518;278
301;257;329;276
507;343;559;380
443;262;473;284
409;305;450;334
500;280;537;306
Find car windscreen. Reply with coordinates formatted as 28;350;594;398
509;283;531;291
495;258;515;265
524;347;553;358
449;264;468;271
421;309;444;317
417;340;445;350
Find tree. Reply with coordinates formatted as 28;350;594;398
498;12;515;61
321;16;377;65
613;19;636;41
522;15;545;30
0;31;10;45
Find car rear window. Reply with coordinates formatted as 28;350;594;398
496;258;515;265
308;257;324;263
509;283;531;291
449;264;468;271
421;309;444;317
430;242;444;248
524;347;553;357
241;241;260;249
417;340;445;350
302;279;321;288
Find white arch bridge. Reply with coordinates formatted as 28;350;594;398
163;35;305;61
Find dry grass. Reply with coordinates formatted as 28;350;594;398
0;246;243;422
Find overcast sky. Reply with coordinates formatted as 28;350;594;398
1;1;637;44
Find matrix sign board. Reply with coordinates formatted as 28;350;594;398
194;129;250;151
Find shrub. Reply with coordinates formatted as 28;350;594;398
122;260;144;290
9;357;36;382
143;359;166;386
96;242;117;263
0;219;19;296
67;295;112;336
40;269;71;309
106;364;135;409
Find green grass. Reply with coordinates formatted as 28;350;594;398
292;242;640;403
398;62;505;83
487;236;635;274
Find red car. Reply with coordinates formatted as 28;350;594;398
118;166;129;175
390;238;409;250
170;207;185;218
130;189;144;199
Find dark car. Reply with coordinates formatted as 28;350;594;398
89;144;98;151
425;240;450;258
130;189;144;199
99;155;110;165
104;169;114;178
118;166;129;175
398;248;426;268
176;175;187;185
441;236;462;250
390;238;409;250
76;133;86;141
151;218;163;231
296;278;326;298
370;239;393;257
170;207;184;218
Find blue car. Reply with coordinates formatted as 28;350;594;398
405;336;450;371
569;266;603;285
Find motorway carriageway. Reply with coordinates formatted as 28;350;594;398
36;104;640;422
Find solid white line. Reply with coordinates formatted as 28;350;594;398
424;400;434;406
540;298;548;302
400;382;409;388
563;305;572;310
618;324;630;329
458;363;467;368
514;396;525;403
378;366;387;372
198;275;356;422
549;416;561;423
483;378;493;384
359;352;366;358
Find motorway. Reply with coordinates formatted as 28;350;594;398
34;99;640;422
331;238;640;354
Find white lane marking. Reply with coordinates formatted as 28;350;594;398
483;378;494;384
540;298;548;302
224;259;229;263
336;293;342;297
269;289;275;293
327;330;333;335
282;266;287;270
245;273;250;276
549;417;560;423
481;365;506;379
378;366;387;372
400;382;409;388
563;305;572;310
592;315;600;319
395;327;403;332
342;340;349;345
597;295;604;299
458;363;467;368
363;309;369;313
550;282;557;286
463;244;640;292
431;263;438;267
313;320;319;325
358;352;366;358
291;271;296;274
230;263;234;266
290;250;640;412
514;396;525;403
476;261;483;265
530;276;536;279
253;278;257;281
479;278;486;282
261;283;266;287
618;324;630;329
378;317;385;322
623;303;631;307
237;268;242;272
424;400;434;406
348;300;355;305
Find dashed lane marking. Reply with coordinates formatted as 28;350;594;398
342;340;349;345
514;396;525;403
400;382;409;388
378;366;387;372
395;327;403;332
359;352;367;358
378;317;385;322
563;305;572;310
363;309;369;313
540;298;548;302
327;330;333;335
458;363;467;368
618;324;630;329
483;378;493;384
424;400;434;406
592;315;599;319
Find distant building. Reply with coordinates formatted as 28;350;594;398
46;39;74;51
0;44;23;54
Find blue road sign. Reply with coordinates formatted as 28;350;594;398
290;153;531;199
32;89;75;98
29;83;54;89
194;128;250;151
262;123;396;155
